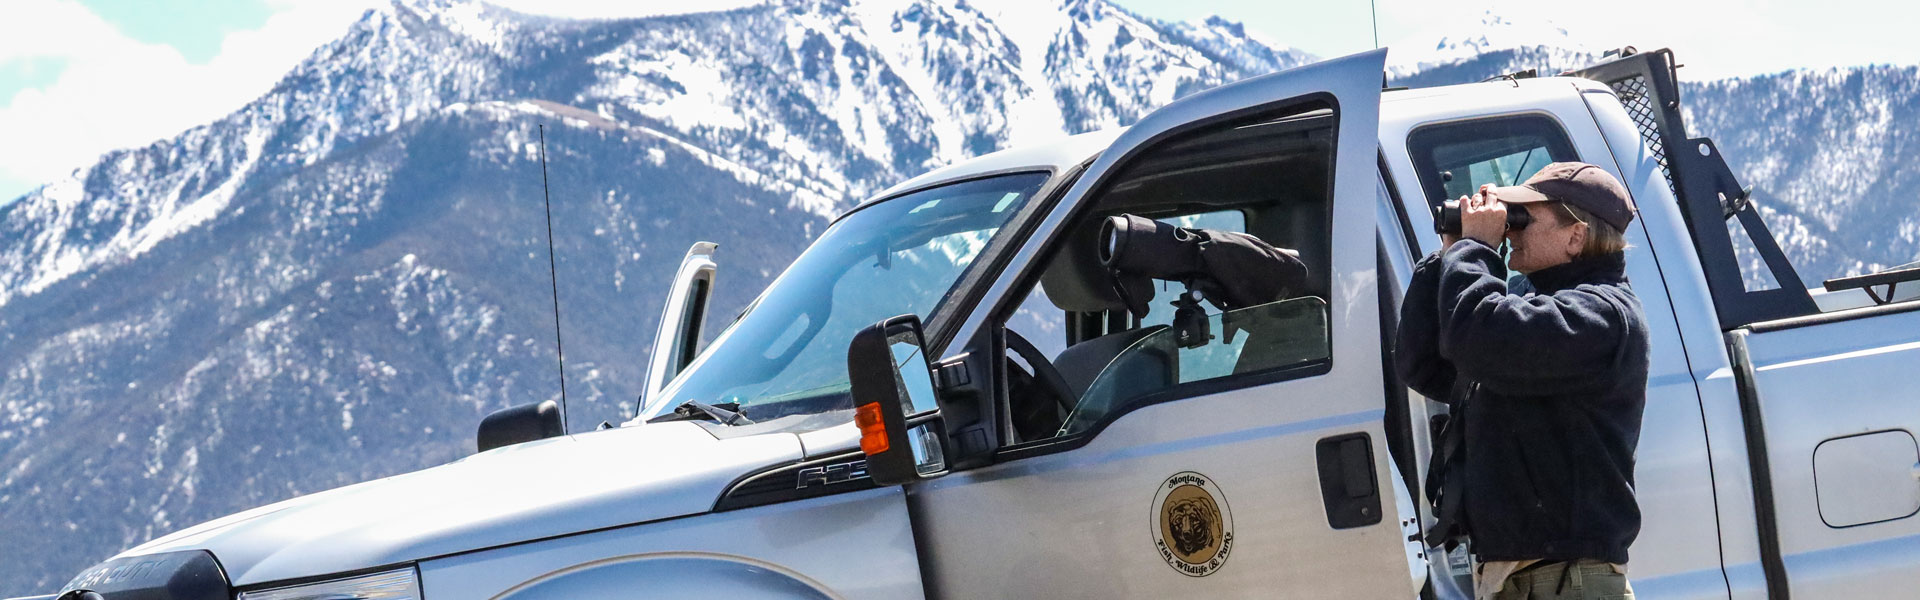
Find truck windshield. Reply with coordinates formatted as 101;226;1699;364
645;172;1051;433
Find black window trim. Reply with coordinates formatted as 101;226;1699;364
1379;151;1422;259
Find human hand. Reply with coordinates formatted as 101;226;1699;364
1460;189;1508;248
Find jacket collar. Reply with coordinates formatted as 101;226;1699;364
1522;252;1628;294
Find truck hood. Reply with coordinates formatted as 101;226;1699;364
119;421;801;587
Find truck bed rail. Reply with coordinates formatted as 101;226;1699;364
1823;262;1920;306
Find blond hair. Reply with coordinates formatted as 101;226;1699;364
1557;203;1628;257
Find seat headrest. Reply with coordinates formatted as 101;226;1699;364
1039;221;1127;313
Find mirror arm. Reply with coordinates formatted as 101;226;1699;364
905;411;945;434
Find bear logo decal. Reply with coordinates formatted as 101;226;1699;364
1151;471;1235;577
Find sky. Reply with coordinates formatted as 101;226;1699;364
0;0;1914;203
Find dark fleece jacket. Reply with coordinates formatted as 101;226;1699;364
1396;239;1650;564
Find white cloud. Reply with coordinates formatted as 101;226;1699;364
0;0;383;197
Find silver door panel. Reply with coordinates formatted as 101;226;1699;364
914;395;1399;597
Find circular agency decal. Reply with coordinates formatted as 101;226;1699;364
1150;471;1235;577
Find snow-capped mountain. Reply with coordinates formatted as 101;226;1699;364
1386;9;1605;77
1;0;1913;593
0;0;1309;592
1686;65;1920;284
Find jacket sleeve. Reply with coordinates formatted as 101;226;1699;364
1393;249;1456;403
1434;239;1626;396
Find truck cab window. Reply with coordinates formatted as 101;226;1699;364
1000;105;1337;444
1406;114;1578;210
646;173;1049;434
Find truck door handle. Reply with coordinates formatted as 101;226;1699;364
1316;433;1383;529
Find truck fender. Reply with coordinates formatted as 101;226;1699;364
493;552;835;599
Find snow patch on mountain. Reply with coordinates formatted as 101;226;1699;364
1387;9;1606;76
966;0;1074;147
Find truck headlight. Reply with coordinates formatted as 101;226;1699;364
237;567;422;600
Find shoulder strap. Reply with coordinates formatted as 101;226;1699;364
1424;381;1474;548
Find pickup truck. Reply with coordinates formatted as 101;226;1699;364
31;47;1920;600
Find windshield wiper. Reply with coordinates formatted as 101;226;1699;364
648;400;755;426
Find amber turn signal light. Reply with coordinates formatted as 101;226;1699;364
855;402;890;455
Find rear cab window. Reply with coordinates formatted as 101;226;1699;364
1406;114;1579;210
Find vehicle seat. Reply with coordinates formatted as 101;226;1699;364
1053;325;1175;400
1055;324;1177;436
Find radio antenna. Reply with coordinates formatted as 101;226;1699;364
538;124;569;433
1370;0;1380;48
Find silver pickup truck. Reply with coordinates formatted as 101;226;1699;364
32;48;1920;600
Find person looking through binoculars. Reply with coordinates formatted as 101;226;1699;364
1395;162;1651;599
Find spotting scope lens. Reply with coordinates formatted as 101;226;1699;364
1097;214;1198;276
1099;215;1124;266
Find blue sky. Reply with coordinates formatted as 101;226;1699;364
82;0;276;62
1;0;1915;203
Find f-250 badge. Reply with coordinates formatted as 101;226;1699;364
1151;471;1234;577
796;460;867;489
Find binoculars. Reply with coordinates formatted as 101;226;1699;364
1433;196;1533;235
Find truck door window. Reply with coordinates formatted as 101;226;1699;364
1004;210;1246;359
1000;104;1337;444
1406;114;1578;210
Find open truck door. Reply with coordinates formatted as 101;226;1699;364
893;49;1421;597
643;242;717;413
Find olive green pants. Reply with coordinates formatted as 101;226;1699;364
1491;560;1635;600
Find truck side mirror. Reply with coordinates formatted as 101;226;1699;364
477;400;564;453
846;315;948;486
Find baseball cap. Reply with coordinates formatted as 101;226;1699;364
1491;162;1638;231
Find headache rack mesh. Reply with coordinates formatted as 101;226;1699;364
1608;75;1674;190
